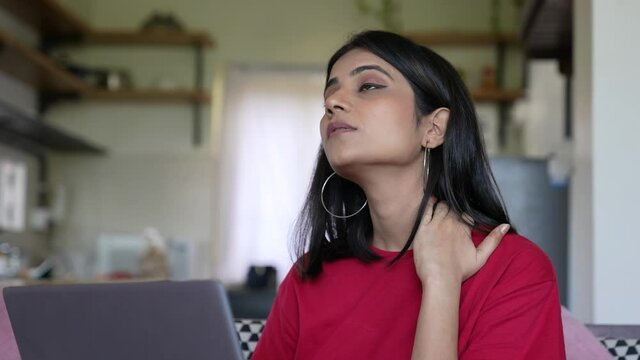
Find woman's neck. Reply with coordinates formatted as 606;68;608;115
356;163;424;252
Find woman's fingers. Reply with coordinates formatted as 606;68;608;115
474;224;510;268
461;212;475;226
423;196;437;223
433;200;449;220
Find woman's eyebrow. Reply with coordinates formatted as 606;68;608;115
350;64;394;80
324;64;394;96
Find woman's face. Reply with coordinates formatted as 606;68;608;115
321;49;424;177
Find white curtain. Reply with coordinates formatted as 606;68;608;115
215;65;325;284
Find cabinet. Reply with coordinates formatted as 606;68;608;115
405;31;523;148
0;0;215;148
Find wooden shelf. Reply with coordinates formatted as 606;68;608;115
405;31;520;46
471;88;523;103
83;30;215;47
0;30;89;93
0;0;214;48
0;30;210;104
83;89;210;103
0;0;213;145
0;0;89;36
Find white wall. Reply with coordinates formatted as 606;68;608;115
571;0;640;324
514;61;565;158
569;0;594;323
48;154;216;277
592;0;640;324
0;7;38;116
59;0;521;65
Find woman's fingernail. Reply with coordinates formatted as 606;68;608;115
500;224;510;234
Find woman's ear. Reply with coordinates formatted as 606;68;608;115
421;107;450;148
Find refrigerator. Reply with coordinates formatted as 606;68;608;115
490;157;568;305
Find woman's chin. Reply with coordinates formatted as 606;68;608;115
328;158;365;183
327;151;356;171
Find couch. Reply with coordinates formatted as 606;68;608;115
234;310;640;360
2;290;638;360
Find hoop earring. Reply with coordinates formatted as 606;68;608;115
320;172;368;219
423;147;431;192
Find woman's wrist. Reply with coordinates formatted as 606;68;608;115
422;274;461;308
421;270;462;289
412;272;461;360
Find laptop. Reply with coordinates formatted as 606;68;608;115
3;280;244;360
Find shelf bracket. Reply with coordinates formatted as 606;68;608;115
496;40;509;148
192;44;204;147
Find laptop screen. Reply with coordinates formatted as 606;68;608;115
3;280;244;360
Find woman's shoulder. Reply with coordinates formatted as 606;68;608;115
471;230;557;283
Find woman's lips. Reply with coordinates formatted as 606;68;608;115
327;122;356;138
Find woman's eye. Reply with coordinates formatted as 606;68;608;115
359;83;384;92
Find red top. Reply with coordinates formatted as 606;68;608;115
253;232;566;359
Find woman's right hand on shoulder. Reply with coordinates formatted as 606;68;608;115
412;197;510;284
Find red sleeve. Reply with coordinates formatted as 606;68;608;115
251;267;299;360
461;247;566;360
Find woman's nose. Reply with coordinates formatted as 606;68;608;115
324;89;351;115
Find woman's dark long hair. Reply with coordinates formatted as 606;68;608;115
293;30;515;279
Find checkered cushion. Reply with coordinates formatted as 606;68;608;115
235;319;267;360
600;338;640;360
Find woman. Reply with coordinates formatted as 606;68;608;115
252;31;565;359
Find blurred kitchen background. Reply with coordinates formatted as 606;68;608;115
0;0;637;325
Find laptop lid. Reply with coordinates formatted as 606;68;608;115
3;280;244;360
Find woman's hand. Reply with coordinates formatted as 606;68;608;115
413;197;510;284
411;198;509;360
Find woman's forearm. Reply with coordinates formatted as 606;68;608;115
411;275;461;360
